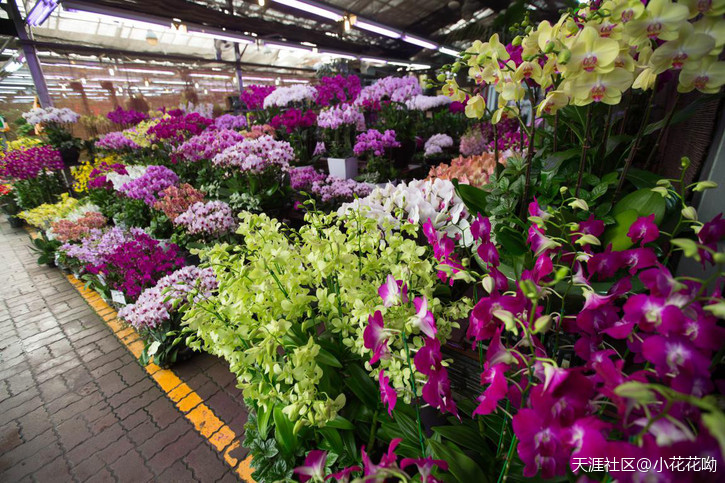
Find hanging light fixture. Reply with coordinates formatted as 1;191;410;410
145;30;159;46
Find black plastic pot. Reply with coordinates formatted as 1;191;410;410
60;146;81;167
7;215;24;228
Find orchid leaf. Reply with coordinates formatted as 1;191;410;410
429;440;489;483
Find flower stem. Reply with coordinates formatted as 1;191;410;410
575;105;593;197
644;91;680;170
497;435;518;483
520;99;537;218
402;332;426;455
552;112;559;153
614;82;657;201
597;105;613;176
367;410;379;450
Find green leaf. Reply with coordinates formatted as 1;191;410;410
316;348;342;368
343;364;379;409
702;411;725;459
495;225;527;256
432;425;488;453
257;405;272;437
603;209;639;251
325;416;354;430
429;440;489;483
625;168;667;189
670;238;700;259
612;188;666;224
590;182;609;200
455;183;488;217
644;95;721;136
273;406;297;457
319;427;344;451
541;147;580;172
605;134;632;157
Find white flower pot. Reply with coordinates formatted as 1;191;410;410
327;157;358;179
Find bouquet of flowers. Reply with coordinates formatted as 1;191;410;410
50;211;107;243
355;76;422;108
405;95;452;111
153;183;205;221
146;112;213;145
173;129;246;163
428;151;505;186
174;200;237;240
212;135;294;174
269;108;317;133
423;133;454;158
118;165;179;205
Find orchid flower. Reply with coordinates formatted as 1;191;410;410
378;274;409;307
378;369;397;417
400;457;449;483
411;296;437;338
363;311;389;364
294;450;327;482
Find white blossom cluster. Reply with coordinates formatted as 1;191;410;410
212;135;294;173
405;95;452;111
23;107;80;125
339;178;473;246
105;165;149;191
262;84;317;108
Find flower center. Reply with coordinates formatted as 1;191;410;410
521;64;534;78
698;0;712;13
599;24;614;37
694;75;709;90
582;55;598;71
647;22;663;39
672;52;688;69
590;84;606;101
666;343;687;373
621;10;634;23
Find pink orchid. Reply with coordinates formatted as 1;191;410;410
378;274;408;307
361;438;401;481
422;369;458;417
627;214;660;245
363;311;389;364
294;450;327;482
698;213;725;266
471;214;492;242
324;466;361;482
379;369;397;417
414;336;443;376
412;296;437;338
400;457;449;483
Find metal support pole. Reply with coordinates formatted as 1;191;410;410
226;0;244;95
7;0;53;107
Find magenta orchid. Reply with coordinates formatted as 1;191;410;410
294;450;327;482
363;310;389;364
412;296;437;338
400;457;449;483
378;369;397;417
378;275;409;307
628;214;660;245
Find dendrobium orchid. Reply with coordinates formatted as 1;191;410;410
294;450;327;482
411;296;437;338
363;311;389;364
378;369;397;417
378;275;409;307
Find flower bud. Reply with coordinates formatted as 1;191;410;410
557;48;571;63
533;315;552;334
451;63;460;73
681;206;697;221
512;35;522;46
681;156;691;169
544;40;556;53
436;73;446;82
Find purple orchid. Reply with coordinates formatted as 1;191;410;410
471;214;492;243
294;450;327;482
379;369;397;417
473;362;509;416
378;275;409;307
363;311;388;364
422;369;458;417
400;457;449;483
412;296;437;338
698;213;725;266
628;214;660;245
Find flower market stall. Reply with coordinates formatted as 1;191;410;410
2;1;725;482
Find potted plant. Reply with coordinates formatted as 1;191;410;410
353;128;401;183
22;107;82;166
317;104;366;179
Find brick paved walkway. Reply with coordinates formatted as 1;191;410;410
0;219;249;482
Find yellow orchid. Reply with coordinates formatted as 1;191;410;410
571;68;634;105
601;0;645;24
464;95;486;119
649;23;715;74
469;63;499;85
678;55;725;93
633;67;658;90
443;78;466;102
536;90;569;116
615;47;636;71
587;18;623;40
537;55;559;88
514;61;543;83
536;19;569;54
491;99;519;125
693;16;725;55
682;0;725;18
564;26;620;75
625;0;689;44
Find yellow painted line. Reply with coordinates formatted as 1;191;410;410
65;274;256;482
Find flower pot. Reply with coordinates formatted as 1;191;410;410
6;214;24;228
60;146;81;167
327;157;358;179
